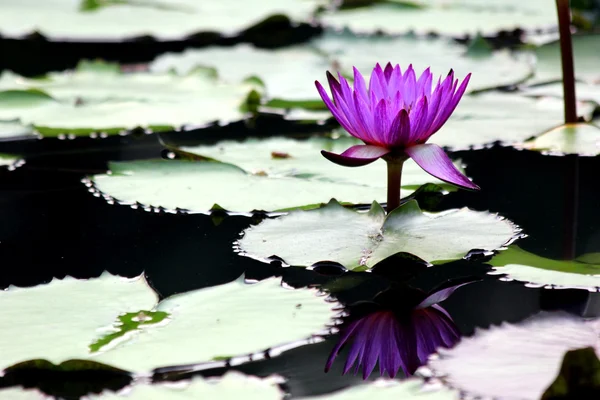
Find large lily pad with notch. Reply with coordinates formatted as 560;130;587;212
87;157;451;213
0;61;253;137
0;0;323;40
297;379;457;399
92;276;337;372
488;246;600;291
517;123;600;156
237;199;518;270
0;272;157;371
89;372;284;399
181;137;461;191
319;0;558;38
425;312;600;400
151;44;332;103
313;32;534;93
528;34;600;85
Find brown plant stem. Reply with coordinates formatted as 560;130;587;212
556;0;578;124
386;159;403;213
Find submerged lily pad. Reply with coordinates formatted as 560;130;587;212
518;123;600;157
314;32;534;93
320;0;558;37
0;0;323;40
237;199;518;270
0;61;253;137
529;34;600;85
0;272;157;371
298;379;457;399
91;372;284;399
181;137;461;191
425;312;600;400
488;246;600;291
93;276;337;372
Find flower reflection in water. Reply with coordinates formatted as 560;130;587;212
325;281;473;379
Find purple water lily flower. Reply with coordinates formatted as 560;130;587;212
325;282;469;379
315;63;479;211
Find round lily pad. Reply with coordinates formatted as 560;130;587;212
0;61;253;137
93;276;338;372
319;0;558;38
425;312;600;399
181;137;461;191
517;123;600;157
523;81;600;107
488;246;600;291
297;379;457;400
0;0;323;40
237;199;519;270
0;272;157;371
314;32;534;93
0;388;45;400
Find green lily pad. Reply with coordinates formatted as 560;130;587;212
425;312;600;400
488;246;600;291
0;272;157;372
181;136;462;191
0;153;25;170
87;156;450;213
518;123;600;157
92;276;337;372
0;388;45;399
0;61;254;137
0;120;37;140
0;0;323;40
297;379;458;399
529;34;600;85
237;199;519;270
314;32;534;93
319;0;558;38
523;82;600;107
90;372;284;399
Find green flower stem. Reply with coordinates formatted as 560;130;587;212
556;0;578;124
386;159;403;213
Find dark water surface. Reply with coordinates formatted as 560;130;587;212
0;121;599;398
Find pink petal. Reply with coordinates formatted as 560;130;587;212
388;109;411;146
416;67;432;98
408;96;429;143
369;63;387;101
401;64;417;105
315;80;355;135
374;99;391;142
353;67;369;103
405;144;479;190
387;64;403;95
353;91;377;144
383;62;394;81
429;73;471;134
321;145;390;167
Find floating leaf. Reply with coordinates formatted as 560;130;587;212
542;347;600;399
297;378;458;399
314;32;534;93
523;81;600;106
488;245;600;291
181;137;462;191
0;120;37;140
87;157;450;213
518;123;600;157
92;276;337;372
0;61;254;137
0;272;157;371
425;312;600;400
319;0;558;38
0;153;25;170
0;388;46;399
237;199;518;270
529;34;600;85
90;372;284;399
0;0;323;40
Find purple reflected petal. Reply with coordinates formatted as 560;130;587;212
405;144;479;190
321;145;390;167
325;319;362;372
416;281;473;309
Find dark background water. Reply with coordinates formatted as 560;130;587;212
1;23;599;400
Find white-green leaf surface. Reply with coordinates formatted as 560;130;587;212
297;379;457;400
523;81;600;107
528;34;600;85
0;153;25;170
0;62;252;136
182;137;459;191
0;120;37;140
88;156;444;212
518;123;600;156
0;388;46;400
93;276;337;372
314;32;534;93
91;372;284;400
0;0;324;40
425;312;600;400
320;0;558;37
488;246;600;291
237;199;518;270
0;272;157;371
